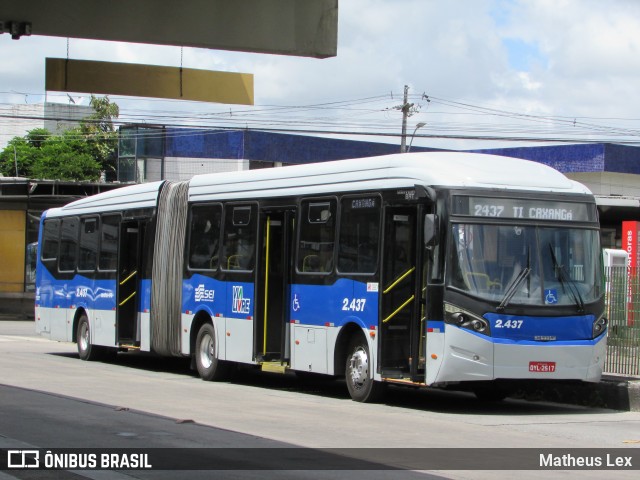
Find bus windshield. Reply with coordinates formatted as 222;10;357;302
449;224;603;307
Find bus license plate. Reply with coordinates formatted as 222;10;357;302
529;361;556;373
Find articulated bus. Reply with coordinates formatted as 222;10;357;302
35;152;606;402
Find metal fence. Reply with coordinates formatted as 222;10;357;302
604;266;640;376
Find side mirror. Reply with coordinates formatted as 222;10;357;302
424;214;439;247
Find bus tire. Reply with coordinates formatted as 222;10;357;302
77;314;99;361
195;323;227;381
345;336;385;403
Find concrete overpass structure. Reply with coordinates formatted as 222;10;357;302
0;0;338;58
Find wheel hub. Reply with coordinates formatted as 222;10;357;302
79;323;89;351
349;347;369;389
199;334;214;369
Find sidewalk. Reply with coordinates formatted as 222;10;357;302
0;292;34;320
0;313;31;321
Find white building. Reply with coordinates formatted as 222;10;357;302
0;102;93;149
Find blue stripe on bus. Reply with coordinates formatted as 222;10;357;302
182;276;255;319
483;312;596;341
37;265;601;348
182;276;379;327
289;278;379;329
36;268;118;311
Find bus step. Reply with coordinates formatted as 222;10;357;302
383;377;426;386
119;344;140;350
261;362;289;374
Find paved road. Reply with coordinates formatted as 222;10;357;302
1;321;639;479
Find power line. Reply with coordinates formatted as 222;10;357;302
2;89;640;147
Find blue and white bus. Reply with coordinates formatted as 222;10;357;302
35;152;606;402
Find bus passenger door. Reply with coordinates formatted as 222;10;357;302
117;220;141;346
256;209;295;367
379;206;424;382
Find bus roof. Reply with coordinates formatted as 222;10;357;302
188;151;591;202
45;152;592;217
45;181;164;218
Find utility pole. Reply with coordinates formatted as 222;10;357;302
14;145;18;177
400;85;410;153
397;85;420;153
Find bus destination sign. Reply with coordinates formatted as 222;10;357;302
452;196;595;222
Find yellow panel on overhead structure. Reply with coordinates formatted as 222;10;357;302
0;210;26;293
45;58;254;105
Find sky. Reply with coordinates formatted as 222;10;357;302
2;0;640;151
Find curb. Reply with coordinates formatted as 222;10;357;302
509;375;640;411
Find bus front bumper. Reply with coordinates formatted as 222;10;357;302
431;325;607;384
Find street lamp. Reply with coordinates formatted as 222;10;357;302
407;122;426;153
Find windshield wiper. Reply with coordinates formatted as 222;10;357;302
497;248;531;312
497;267;531;312
548;244;585;313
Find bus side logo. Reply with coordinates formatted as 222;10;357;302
195;284;215;302
232;286;251;314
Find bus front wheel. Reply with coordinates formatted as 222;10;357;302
195;323;228;381
345;336;385;402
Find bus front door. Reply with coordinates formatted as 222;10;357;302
379;206;424;382
256;209;295;368
117;220;141;346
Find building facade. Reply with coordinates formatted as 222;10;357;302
0;102;93;150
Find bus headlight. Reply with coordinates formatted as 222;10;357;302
592;316;607;338
445;309;491;336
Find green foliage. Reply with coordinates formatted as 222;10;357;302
0;96;119;181
26;128;50;148
0;136;37;177
80;95;120;176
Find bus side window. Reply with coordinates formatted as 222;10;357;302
297;199;336;274
78;217;99;272
337;196;380;275
59;217;79;272
99;215;119;272
41;219;60;264
222;205;256;271
188;204;222;270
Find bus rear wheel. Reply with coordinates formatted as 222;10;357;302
345;336;385;402
77;314;100;361
195;323;228;381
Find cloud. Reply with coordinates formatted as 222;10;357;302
2;0;640;149
490;0;640;122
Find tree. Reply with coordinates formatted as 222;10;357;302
80;96;120;178
0;128;49;177
30;147;100;181
30;130;102;181
0;96;119;181
26;128;50;148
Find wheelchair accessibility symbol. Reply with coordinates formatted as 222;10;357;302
545;289;558;305
292;294;301;312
